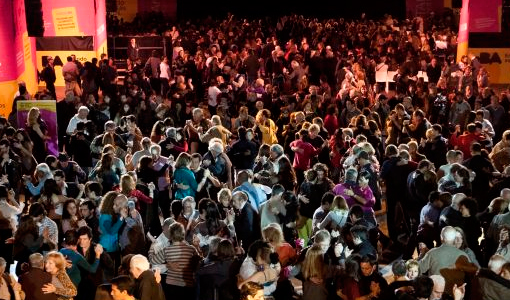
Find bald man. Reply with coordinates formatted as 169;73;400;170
419;226;470;275
470;255;510;299
439;193;466;230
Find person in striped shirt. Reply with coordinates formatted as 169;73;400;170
151;222;201;300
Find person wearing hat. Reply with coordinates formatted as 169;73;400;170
41;56;57;99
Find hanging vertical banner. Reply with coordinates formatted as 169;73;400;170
95;0;108;57
0;0;37;118
457;0;470;61
17;100;59;156
469;0;502;33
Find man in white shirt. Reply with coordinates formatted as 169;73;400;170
207;79;222;115
475;110;495;141
0;185;24;231
159;56;171;97
148;218;174;274
66;106;89;135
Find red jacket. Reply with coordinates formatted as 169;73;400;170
449;132;485;158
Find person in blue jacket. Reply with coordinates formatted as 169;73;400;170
98;191;125;272
60;229;103;287
173;152;198;200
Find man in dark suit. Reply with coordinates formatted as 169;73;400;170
265;50;284;79
56;92;78;151
41;56;57;99
232;191;261;251
243;49;260;85
18;253;56;300
127;38;140;63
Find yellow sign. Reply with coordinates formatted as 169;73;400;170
0;80;19;118
116;0;138;22
52;7;82;36
17;100;57;112
36;50;97;87
468;48;510;84
0;32;38;118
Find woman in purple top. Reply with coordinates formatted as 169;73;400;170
332;168;358;207
350;170;376;226
333;168;376;226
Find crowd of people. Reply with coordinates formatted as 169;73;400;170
3;10;510;300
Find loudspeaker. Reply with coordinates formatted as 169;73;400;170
25;0;45;36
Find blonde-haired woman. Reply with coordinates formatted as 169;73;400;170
42;251;77;300
26;107;49;163
262;223;297;267
318;195;349;231
301;244;334;300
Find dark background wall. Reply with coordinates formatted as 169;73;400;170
177;0;407;20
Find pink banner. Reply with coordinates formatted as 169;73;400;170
0;1;16;81
469;0;501;32
42;0;95;36
0;0;31;81
14;0;28;77
95;0;107;52
458;0;471;44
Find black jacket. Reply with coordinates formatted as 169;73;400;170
353;240;377;258
41;65;56;84
134;270;165;300
234;203;261;251
227;138;258;170
196;258;242;300
419;135;448;169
